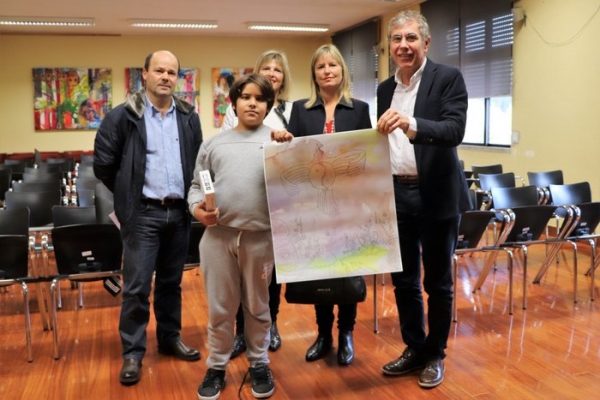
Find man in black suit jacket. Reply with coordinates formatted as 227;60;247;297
376;10;471;389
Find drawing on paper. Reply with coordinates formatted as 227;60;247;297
264;129;402;283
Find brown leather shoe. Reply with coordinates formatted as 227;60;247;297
418;358;445;388
382;347;426;376
119;358;142;386
158;339;201;361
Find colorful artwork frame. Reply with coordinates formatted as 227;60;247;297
211;67;253;128
33;68;112;130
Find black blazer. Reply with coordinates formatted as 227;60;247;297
288;97;372;137
377;59;472;219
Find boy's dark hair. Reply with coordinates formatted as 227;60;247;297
230;73;275;116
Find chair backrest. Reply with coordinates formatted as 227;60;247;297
76;165;96;179
186;221;206;265
548;182;592;206
5;190;62;227
22;171;63;184
12;180;61;193
76;189;95;207
0;207;30;235
51;224;123;275
0;235;30;280
46;158;74;173
94;182;114;224
52;206;97;228
471;164;503;179
568;202;600;237
527;170;564;188
0;169;11;201
478;172;516;192
3;159;28;173
75;177;101;191
26;164;60;173
504;205;558;243
490;185;539;210
456;210;496;250
79;154;94;165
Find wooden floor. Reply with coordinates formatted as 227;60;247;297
1;244;599;400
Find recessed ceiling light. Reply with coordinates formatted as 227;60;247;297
247;22;329;33
129;19;218;29
0;16;95;27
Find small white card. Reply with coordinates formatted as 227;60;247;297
199;170;216;211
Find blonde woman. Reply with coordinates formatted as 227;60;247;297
287;44;371;366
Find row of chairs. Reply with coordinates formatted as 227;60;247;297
454;181;600;320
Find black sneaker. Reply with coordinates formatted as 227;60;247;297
197;368;225;400
231;334;246;359
249;363;275;398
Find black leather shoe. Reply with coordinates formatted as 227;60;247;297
337;330;354;365
419;358;445;388
382;347;426;376
230;334;246;359
305;334;333;362
119;358;142;386
269;323;282;352
158;339;201;361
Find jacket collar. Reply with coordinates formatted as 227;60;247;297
125;91;194;119
307;96;354;110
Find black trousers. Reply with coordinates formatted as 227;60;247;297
391;181;459;360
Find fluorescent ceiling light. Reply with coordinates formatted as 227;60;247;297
129;19;218;29
0;16;95;27
247;22;329;33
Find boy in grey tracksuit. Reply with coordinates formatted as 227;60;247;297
189;73;292;400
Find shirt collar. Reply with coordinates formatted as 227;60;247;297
394;58;427;87
144;93;175;117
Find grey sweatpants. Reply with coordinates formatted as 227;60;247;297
200;225;274;370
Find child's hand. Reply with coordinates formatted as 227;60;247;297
193;201;219;227
271;129;294;142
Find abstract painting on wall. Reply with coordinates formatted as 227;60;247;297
125;67;201;113
211;67;253;128
33;68;112;130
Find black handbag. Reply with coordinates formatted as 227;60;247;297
284;276;367;305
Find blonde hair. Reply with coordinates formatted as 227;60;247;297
306;44;352;108
253;50;292;101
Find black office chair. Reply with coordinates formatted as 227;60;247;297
51;205;98;309
3;159;28;181
74;177;101;191
0;234;34;362
471;164;503;189
94;182;115;224
46;158;74;174
76;189;95;207
0;168;11;206
5;190;62;228
533;182;600;300
477;172;518;210
527;170;564;204
12;180;61;193
453;210;514;320
474;185;571;309
50;223;123;359
185;221;205;274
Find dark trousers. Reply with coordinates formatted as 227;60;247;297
235;269;282;334
314;303;357;335
119;201;190;360
392;182;458;360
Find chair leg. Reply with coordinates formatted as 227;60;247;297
21;282;33;363
452;255;458;322
591;242;597;301
505;250;514;315
50;279;61;360
373;274;378;333
78;282;83;308
522;246;528;310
